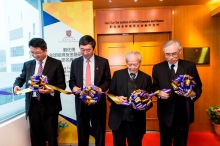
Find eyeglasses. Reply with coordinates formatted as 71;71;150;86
127;63;139;67
80;48;92;52
165;52;179;57
30;51;44;55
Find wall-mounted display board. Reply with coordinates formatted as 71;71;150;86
183;47;210;64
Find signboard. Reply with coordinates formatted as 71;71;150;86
96;9;172;34
43;2;94;144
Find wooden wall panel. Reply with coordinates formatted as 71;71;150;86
98;35;133;66
140;45;161;65
173;5;220;132
99;44;132;66
139;66;153;78
146;97;159;131
134;33;169;64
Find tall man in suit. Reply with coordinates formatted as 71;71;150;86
69;35;111;146
108;51;152;146
13;38;66;146
152;40;202;146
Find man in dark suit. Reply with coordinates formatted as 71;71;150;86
152;40;202;146
108;51;152;146
13;38;66;146
69;35;111;146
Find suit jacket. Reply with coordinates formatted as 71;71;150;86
69;55;111;116
13;56;66;118
108;69;152;135
152;59;202;127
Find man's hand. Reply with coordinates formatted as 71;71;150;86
117;96;128;102
73;86;81;94
13;86;21;94
184;90;196;98
159;90;170;100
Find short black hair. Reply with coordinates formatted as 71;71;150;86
79;35;96;50
28;38;47;51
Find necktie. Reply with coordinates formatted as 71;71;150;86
86;59;91;86
171;64;175;79
130;73;135;81
37;61;43;75
36;61;43;100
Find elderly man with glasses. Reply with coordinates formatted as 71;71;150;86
152;40;202;146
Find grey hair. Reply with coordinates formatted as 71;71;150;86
163;40;182;52
125;51;142;63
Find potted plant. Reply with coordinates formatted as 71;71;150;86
206;105;220;135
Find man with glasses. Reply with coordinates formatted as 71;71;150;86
108;51;152;146
69;35;111;146
152;40;202;146
13;38;66;146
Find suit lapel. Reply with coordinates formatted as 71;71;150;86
94;55;100;85
176;60;185;75
136;71;144;89
122;69;129;96
30;60;36;75
42;56;51;75
79;57;83;87
162;62;172;81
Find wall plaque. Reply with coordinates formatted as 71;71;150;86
183;47;210;64
96;9;172;34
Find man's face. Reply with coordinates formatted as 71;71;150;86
164;43;180;64
80;44;94;60
126;54;140;74
30;46;47;61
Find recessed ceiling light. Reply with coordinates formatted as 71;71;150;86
160;0;163;1
109;0;112;2
134;0;138;2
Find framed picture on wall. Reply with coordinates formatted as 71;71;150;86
183;47;210;64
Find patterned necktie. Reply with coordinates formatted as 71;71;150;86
130;73;135;81
37;61;43;75
171;64;175;79
36;61;43;100
86;59;91;86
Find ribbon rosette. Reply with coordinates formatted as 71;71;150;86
108;89;172;110
171;74;196;96
29;74;48;91
78;85;103;105
130;89;153;110
16;74;72;95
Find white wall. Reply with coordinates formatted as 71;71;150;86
0;114;31;146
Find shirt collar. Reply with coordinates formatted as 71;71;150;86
127;69;138;78
168;61;178;69
36;56;47;65
83;54;94;63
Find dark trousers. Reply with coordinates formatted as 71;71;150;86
77;104;106;146
112;121;141;146
159;120;189;146
29;99;59;146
